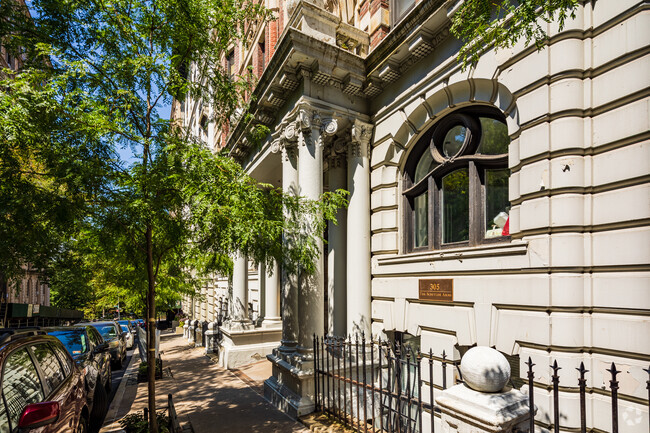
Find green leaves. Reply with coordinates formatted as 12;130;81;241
450;0;579;70
1;0;344;316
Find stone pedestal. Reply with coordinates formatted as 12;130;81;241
188;320;197;344
264;350;316;418
435;384;533;433
218;326;281;369
435;346;535;433
204;322;219;354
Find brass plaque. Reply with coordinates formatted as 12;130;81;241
419;279;453;302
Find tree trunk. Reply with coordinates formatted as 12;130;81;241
146;225;159;433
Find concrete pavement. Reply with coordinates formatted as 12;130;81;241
101;332;310;433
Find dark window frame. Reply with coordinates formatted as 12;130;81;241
402;107;511;253
390;0;417;27
226;49;235;79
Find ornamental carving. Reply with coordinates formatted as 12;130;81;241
321;118;338;137
297;108;311;131
350;119;373;158
327;137;348;168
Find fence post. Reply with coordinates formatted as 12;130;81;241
577;362;588;433
526;357;535;433
608;363;620;433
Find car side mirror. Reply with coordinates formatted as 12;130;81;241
18;401;60;429
94;342;108;354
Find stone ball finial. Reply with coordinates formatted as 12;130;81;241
460;346;511;392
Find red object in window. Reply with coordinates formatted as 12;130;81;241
501;216;510;236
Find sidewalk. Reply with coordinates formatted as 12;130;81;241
101;332;309;433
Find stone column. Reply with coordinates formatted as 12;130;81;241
346;119;373;336
327;139;347;337
280;129;299;353
297;108;325;354
230;252;252;329
262;260;282;328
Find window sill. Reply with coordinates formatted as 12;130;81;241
377;241;528;266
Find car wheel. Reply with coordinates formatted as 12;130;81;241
76;415;89;433
105;363;112;393
113;356;122;370
90;379;108;427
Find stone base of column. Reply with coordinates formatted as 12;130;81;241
261;317;282;329
264;349;315;419
435;384;533;433
217;326;281;369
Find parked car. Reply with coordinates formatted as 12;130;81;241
117;319;136;335
119;324;134;349
43;326;112;426
77;321;127;369
0;328;89;433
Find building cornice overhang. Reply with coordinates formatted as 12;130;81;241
226;1;369;161
363;0;453;97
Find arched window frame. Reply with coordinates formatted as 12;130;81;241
402;106;511;252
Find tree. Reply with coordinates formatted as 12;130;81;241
0;58;112;320
451;0;579;69
1;1;346;431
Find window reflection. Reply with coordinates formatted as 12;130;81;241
442;125;466;157
414;193;428;248
477;118;508;155
2;349;44;429
442;169;469;243
485;169;509;238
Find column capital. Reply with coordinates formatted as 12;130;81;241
326;137;347;169
349;119;374;158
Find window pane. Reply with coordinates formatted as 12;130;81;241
485;169;510;238
30;344;66;392
413;192;428;248
51;345;72;377
2;349;44;428
477;118;508;155
394;0;415;20
442;169;469;243
414;149;436;183
442;125;466;157
47;329;87;356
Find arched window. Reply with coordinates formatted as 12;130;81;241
403;107;510;252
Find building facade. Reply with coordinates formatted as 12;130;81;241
183;0;649;430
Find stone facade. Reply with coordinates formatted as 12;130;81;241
182;0;649;430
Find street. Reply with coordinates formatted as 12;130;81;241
96;347;135;429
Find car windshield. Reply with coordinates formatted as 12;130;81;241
120;325;129;333
48;330;88;356
94;324;118;340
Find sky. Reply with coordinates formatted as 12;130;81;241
116;103;173;165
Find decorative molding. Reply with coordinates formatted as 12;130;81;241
326;137;348;168
350;119;374;157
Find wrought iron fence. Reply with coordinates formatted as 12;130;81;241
313;334;453;433
313;334;650;433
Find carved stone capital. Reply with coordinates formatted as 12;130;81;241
326;137;347;169
321;118;338;137
297;108;311;131
282;122;299;142
281;143;297;162
270;139;282;154
349;119;373;158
